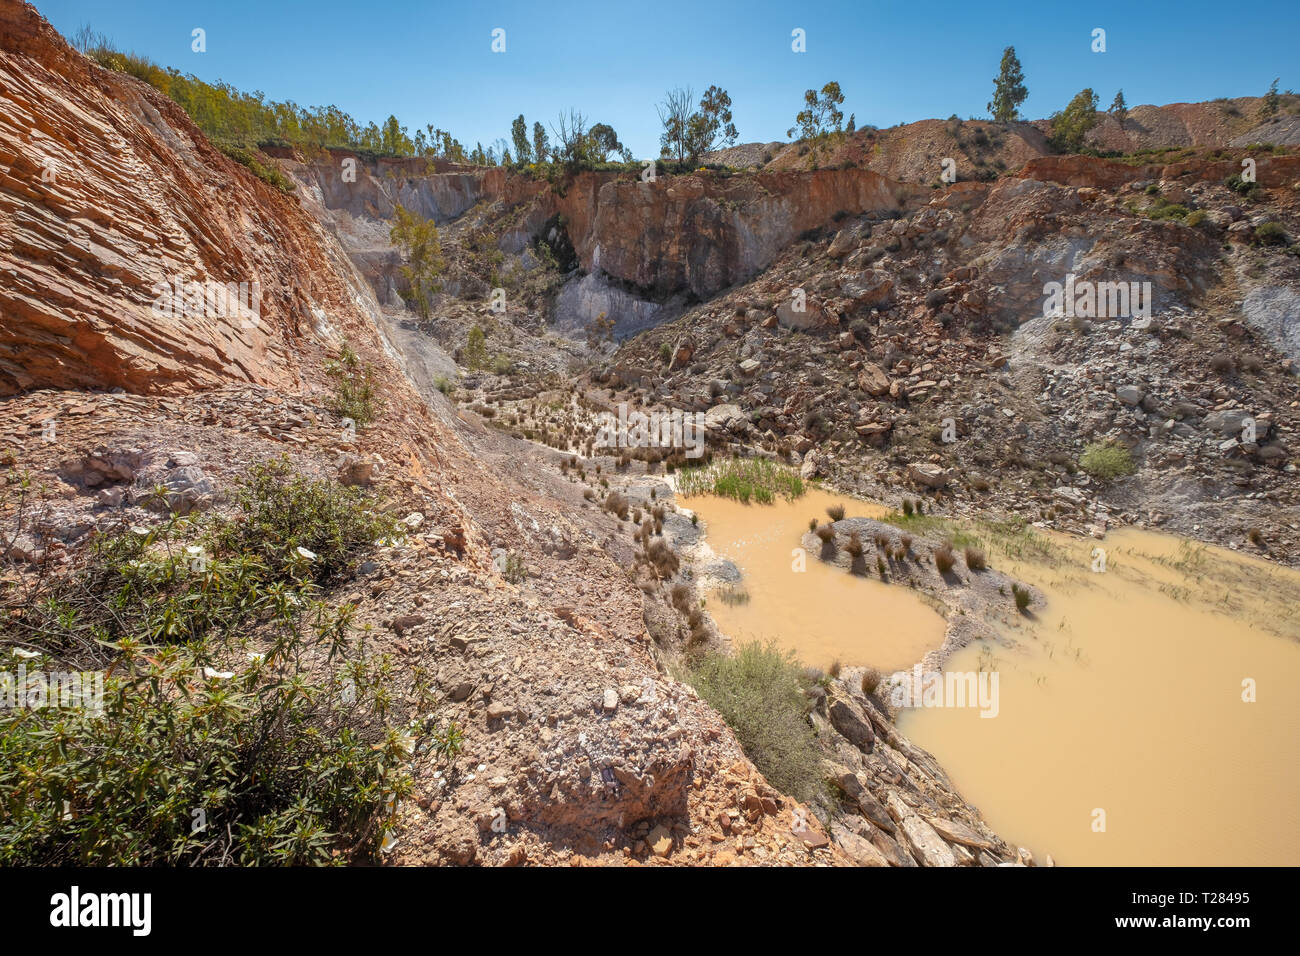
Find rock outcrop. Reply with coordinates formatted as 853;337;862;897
0;0;385;395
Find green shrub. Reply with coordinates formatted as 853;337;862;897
464;326;490;370
1079;441;1136;481
1225;174;1262;200
0;465;433;865
217;141;295;194
687;641;823;802
1186;209;1208;228
1255;221;1288;246
325;342;384;427
212;456;403;585
0;641;411;865
501;552;528;583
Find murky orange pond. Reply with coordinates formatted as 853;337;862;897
683;481;1300;865
680;486;947;673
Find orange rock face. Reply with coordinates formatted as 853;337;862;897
0;0;382;396
545;168;920;298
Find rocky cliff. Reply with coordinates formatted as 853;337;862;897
0;2;389;395
0;0;858;867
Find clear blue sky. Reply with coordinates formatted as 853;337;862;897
32;0;1299;158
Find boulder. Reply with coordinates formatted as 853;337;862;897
1203;408;1253;436
1115;385;1144;405
856;363;891;397
704;404;746;433
840;271;894;308
831;824;890;866
926;815;995;850
900;815;957;868
776;299;828;330
827;690;875;751
908;463;952;488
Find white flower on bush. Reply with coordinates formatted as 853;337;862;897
203;666;234;679
295;546;317;561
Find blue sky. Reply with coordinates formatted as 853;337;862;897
32;0;1299;158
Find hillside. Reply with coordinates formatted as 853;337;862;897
3;0;1299;871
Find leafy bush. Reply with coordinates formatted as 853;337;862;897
324;342;384;427
1255;222;1288;246
0;641;411;865
1079;441;1136;481
0;464;431;865
212;457;402;584
687;641;823;802
1225;174;1262;200
217;141;295;193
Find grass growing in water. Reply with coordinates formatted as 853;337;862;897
686;641;823;802
676;458;804;504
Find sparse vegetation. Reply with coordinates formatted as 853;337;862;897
676;458;805;504
1012;583;1032;612
325;342;384;427
686;641;824;802
0;460;421;865
1079;441;1135;481
934;543;957;574
845;532;865;558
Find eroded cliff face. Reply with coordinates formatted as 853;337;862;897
279;151;922;330
0;0;387;396
534;168;920;301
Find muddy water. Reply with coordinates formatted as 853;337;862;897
680;487;948;672
898;527;1300;866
